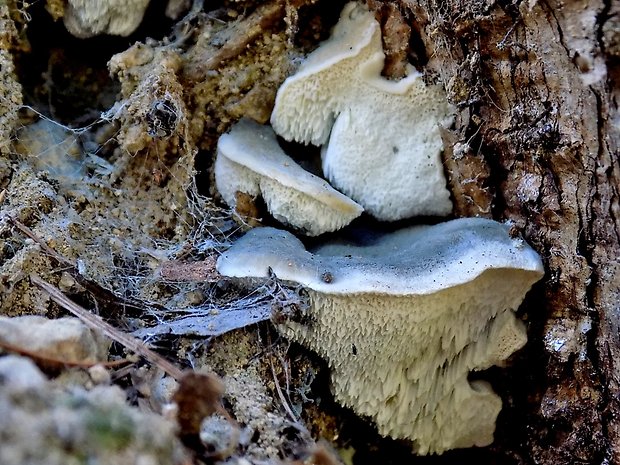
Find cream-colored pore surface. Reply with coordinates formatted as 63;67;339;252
278;268;535;454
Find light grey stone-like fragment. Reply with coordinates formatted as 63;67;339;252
64;0;150;38
0;355;47;391
0;315;109;362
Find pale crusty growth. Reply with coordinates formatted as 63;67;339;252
214;118;363;236
271;2;454;221
217;219;544;454
64;0;150;38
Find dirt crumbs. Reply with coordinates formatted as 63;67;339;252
199;330;314;461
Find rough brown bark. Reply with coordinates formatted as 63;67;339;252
395;0;620;463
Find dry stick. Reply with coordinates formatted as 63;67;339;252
32;277;239;455
267;329;300;425
269;354;300;424
8;216;168;314
9;216;74;267
31;274;183;380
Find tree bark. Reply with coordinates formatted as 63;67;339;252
391;0;620;463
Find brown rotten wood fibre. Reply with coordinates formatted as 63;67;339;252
368;0;412;79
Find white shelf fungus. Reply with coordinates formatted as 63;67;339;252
64;0;150;38
214;118;363;236
271;2;455;221
217;218;544;454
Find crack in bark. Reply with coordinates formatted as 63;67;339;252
589;55;620;460
596;0;612;54
541;0;571;60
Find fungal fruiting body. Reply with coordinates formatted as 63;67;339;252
216;219;544;454
271;2;454;221
214;118;363;236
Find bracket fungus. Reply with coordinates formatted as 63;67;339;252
217;218;544;454
270;2;454;221
214;118;363;236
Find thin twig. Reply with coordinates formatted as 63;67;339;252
31;274;183;379
8;216;168;315
8;215;74;267
269;354;300;424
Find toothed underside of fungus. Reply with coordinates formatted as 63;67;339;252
270;2;454;221
214;118;363;236
216;219;544;454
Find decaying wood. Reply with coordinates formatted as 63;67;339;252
3;0;617;462
396;0;620;463
368;1;411;78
